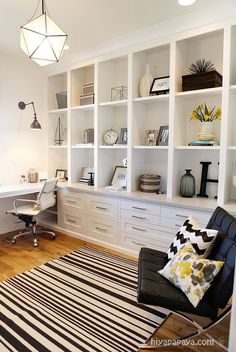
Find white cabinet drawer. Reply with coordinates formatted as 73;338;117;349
88;216;117;243
160;217;206;232
87;196;117;220
60;191;85;213
160;206;210;226
120;230;174;253
121;220;159;237
121;200;160;215
120;209;160;226
63;213;86;234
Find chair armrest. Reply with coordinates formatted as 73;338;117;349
13;199;39;214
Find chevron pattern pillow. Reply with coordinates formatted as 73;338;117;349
166;216;218;260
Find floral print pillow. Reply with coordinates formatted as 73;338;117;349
159;242;224;307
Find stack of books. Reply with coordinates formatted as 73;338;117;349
188;140;220;146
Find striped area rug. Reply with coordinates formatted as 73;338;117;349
0;246;169;352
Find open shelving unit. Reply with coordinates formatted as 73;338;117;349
47;22;236;211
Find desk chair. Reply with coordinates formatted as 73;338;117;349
7;178;58;247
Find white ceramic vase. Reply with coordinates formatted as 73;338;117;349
139;64;153;97
197;122;214;141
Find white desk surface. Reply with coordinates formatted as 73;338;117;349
0;183;43;199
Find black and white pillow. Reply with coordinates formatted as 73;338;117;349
166;216;218;261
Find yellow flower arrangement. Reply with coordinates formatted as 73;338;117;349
190;103;221;122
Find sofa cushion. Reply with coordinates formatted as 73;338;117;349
167;216;218;260
137;247;219;318
159;242;224;307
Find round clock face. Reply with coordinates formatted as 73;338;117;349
104;129;118;145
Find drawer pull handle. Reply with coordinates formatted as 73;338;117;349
131;240;146;246
67;219;76;223
131;226;146;232
132;215;147;220
132;206;147;211
95;226;107;232
67;200;77;204
96;206;108;211
176;214;187;218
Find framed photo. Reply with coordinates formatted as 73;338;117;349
55;169;67;180
118;128;128;144
150;76;170;95
144;130;159;146
157;126;169;146
110;166;127;188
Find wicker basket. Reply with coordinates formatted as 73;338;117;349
56;91;67;109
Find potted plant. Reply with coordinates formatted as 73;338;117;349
190;103;221;141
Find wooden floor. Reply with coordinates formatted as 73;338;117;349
0;230;230;351
0;230;135;281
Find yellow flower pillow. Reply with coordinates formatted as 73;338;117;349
159;242;224;307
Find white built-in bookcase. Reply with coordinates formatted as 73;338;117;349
47;22;236;211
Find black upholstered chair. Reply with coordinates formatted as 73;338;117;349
137;207;236;319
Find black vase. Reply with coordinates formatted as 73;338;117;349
180;169;195;198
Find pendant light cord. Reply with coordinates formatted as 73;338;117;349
28;0;51;21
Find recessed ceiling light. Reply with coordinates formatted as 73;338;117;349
178;0;196;6
64;45;70;50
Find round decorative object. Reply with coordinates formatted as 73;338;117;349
139;64;153;97
180;169;195;198
103;129;118;145
198;122;214;141
140;174;161;193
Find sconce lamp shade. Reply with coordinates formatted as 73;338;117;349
30;118;42;130
20;12;68;66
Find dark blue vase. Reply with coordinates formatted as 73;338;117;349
180;169;195;198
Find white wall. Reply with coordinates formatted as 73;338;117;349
0;52;48;233
0;52;48;185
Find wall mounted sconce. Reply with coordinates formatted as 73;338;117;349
18;101;42;130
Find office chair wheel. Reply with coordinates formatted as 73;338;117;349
33;239;38;247
51;234;56;240
12;239;16;244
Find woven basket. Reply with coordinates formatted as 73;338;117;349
140;174;161;193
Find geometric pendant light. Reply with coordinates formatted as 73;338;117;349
20;0;68;66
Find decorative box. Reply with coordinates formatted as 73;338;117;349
182;70;222;91
56;91;67;109
80;93;94;106
82;83;94;95
111;86;128;101
140;174;161;193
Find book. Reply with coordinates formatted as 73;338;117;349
188;140;220;146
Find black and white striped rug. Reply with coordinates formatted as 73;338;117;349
0;246;169;352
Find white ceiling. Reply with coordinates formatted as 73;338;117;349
0;0;226;62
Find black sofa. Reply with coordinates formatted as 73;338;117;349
137;207;236;319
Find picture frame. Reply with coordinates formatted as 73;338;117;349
110;166;127;188
157;126;169;146
144;130;159;146
150;76;170;95
118;128;128;144
55;169;67;180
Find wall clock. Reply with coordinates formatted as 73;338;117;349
103;129;118;145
